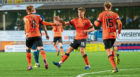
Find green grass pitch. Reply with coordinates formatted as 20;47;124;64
0;52;140;77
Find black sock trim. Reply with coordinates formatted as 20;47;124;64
26;49;31;53
108;54;113;58
38;48;44;52
83;54;87;57
65;53;69;56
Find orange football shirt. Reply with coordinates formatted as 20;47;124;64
97;10;119;40
24;14;43;38
70;18;93;40
53;24;63;37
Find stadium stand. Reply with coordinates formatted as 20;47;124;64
0;0;140;30
0;7;140;30
1;0;140;7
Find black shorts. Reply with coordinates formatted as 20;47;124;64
26;37;43;48
103;39;116;49
53;37;62;43
70;39;86;49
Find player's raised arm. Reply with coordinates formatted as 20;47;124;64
60;21;71;26
41;21;56;26
54;16;72;26
38;16;56;26
116;19;122;34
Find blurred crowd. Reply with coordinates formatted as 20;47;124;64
0;7;140;30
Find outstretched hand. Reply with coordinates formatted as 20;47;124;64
25;33;29;39
83;30;89;34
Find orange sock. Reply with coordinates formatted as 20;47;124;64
61;53;69;63
26;53;32;66
60;48;64;56
54;45;59;51
108;55;116;70
112;51;116;56
40;50;46;60
83;54;89;65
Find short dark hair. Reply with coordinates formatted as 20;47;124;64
104;1;112;9
26;5;34;12
78;7;86;12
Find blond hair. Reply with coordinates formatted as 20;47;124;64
104;1;112;9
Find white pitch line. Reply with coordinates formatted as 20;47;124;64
76;68;140;77
99;74;140;77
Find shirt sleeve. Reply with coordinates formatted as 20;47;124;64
87;20;93;28
69;19;75;26
115;13;120;20
23;17;29;33
23;17;29;25
97;13;102;23
39;16;43;22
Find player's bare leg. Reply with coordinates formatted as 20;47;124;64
38;47;48;69
106;48;118;73
80;47;90;70
53;42;60;56
59;43;64;58
53;46;74;67
26;47;32;71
